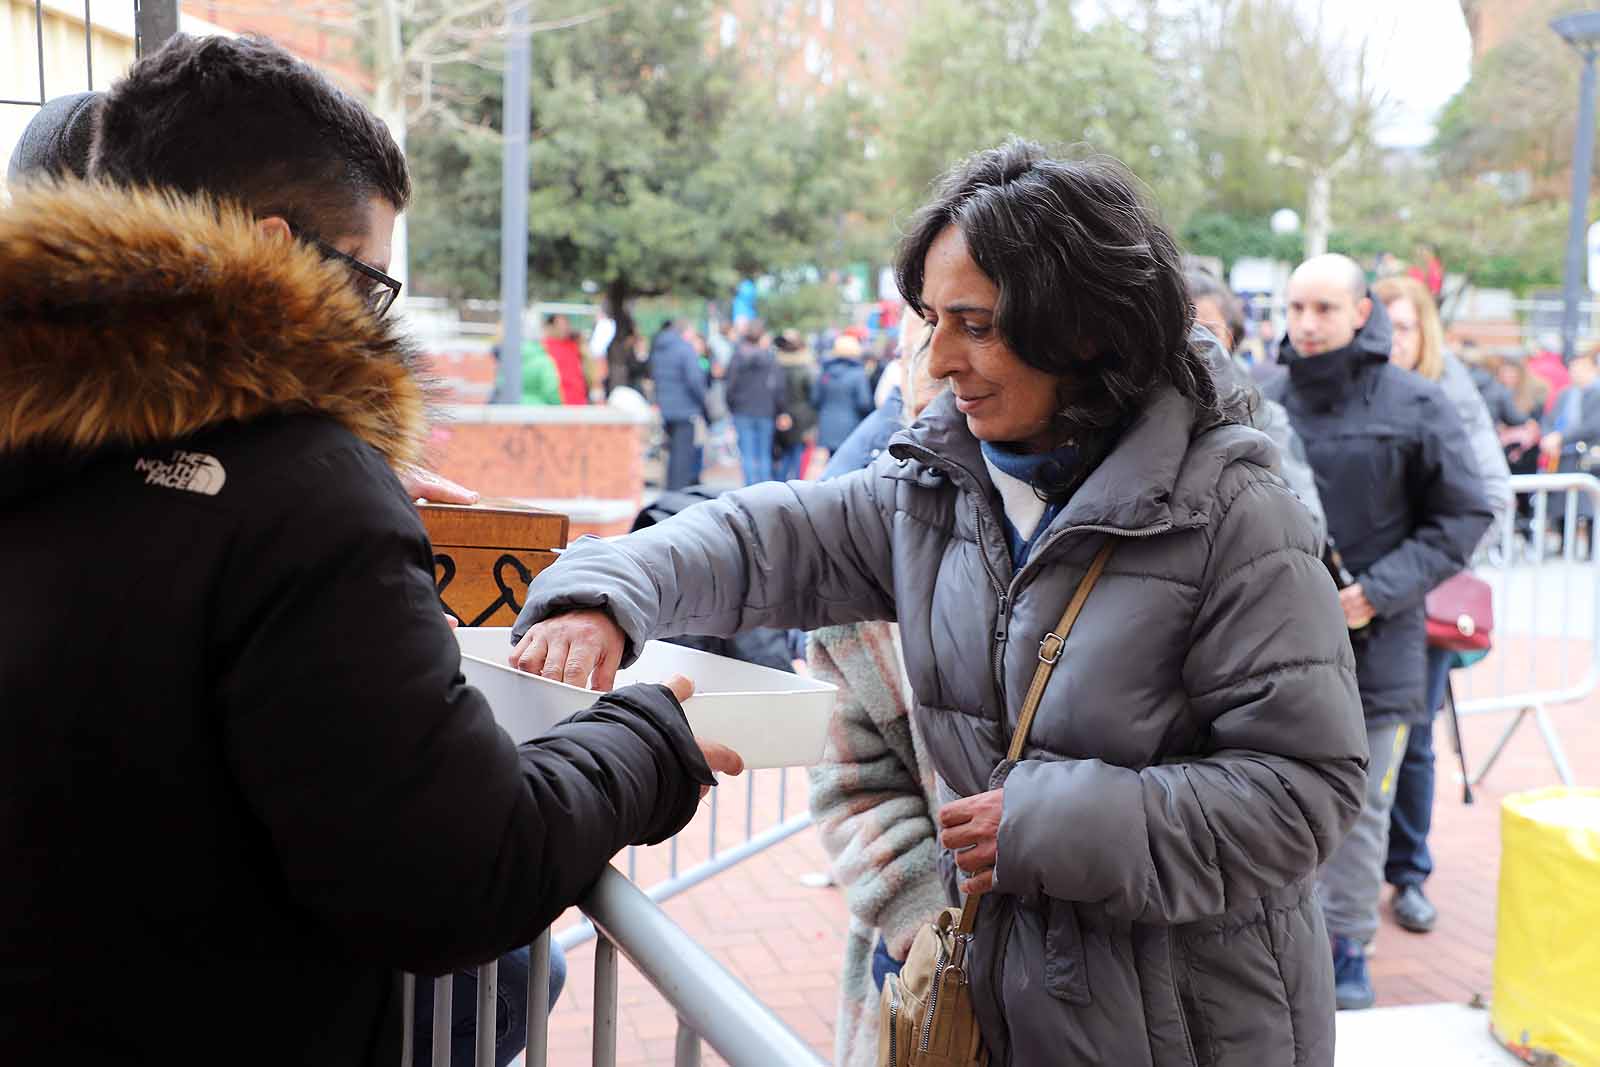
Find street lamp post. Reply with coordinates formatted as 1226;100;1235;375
1553;13;1600;363
497;0;532;404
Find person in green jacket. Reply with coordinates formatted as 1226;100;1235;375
520;338;563;406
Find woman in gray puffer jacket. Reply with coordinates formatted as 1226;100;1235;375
511;142;1368;1066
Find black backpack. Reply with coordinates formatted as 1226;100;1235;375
631;489;800;672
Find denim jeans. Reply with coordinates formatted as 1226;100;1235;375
1385;645;1453;889
871;937;904;992
775;442;807;483
411;942;567;1067
732;414;776;484
664;419;701;491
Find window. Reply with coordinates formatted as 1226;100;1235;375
720;12;738;47
821;0;835;29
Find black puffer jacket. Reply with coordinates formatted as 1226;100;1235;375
0;184;714;1065
1268;299;1493;726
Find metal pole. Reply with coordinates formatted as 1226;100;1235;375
431;976;453;1067
497;0;531;404
581;867;825;1066
525;930;552;1067
134;0;179;60
1562;46;1599;363
674;1020;703;1067
400;973;416;1067
593;936;619;1067
474;959;498;1067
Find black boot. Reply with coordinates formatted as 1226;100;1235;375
1392;885;1437;933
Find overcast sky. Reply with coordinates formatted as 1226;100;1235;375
1083;0;1475;148
1314;0;1473;147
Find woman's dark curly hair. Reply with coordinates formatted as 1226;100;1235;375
895;140;1222;498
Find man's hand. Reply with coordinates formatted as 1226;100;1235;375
1542;431;1564;458
510;609;627;690
1339;583;1376;630
658;675;743;796
939;789;1005;896
399;465;479;505
776;413;794;433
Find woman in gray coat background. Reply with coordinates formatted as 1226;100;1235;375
510;141;1368;1066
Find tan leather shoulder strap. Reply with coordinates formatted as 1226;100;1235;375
1007;538;1117;762
955;537;1117;935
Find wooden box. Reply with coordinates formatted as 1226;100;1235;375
419;502;569;628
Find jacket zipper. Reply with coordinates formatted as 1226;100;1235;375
887;976;902;1063
919;941;951;1053
972;497;1012;709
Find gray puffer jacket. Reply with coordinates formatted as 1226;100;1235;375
516;386;1368;1066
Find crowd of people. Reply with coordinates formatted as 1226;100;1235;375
0;27;1568;1067
643;317;890;491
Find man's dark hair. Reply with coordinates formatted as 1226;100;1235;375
895;140;1220;481
90;34;410;241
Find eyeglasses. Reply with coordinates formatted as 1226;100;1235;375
314;239;403;319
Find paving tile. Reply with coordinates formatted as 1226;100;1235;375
534;628;1599;1063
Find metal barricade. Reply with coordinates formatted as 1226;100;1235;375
1452;472;1600;786
406;867;825;1067
559;766;811;951
401;761;816;1062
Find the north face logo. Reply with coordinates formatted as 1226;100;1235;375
134;450;227;496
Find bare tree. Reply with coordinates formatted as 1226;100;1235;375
1187;0;1387;258
197;0;611;285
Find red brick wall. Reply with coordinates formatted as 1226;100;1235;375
425;418;647;504
422;350;498;404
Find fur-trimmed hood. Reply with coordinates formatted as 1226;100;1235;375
0;182;429;481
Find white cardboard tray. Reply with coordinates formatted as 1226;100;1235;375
454;627;837;769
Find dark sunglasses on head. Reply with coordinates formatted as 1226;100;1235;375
313;239;402;319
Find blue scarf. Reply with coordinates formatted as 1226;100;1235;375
980;441;1082;567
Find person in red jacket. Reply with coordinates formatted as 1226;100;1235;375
544;313;590;405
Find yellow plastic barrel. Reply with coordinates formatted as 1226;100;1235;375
1491;787;1600;1066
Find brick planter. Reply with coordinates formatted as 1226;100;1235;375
426;405;653;544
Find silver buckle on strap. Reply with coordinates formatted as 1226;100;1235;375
1039;633;1065;664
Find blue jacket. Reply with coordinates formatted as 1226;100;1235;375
650;329;707;421
822;387;902;480
812;357;874;452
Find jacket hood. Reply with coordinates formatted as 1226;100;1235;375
889;380;1274;536
0;182;431;472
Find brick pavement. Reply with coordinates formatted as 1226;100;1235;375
538;639;1599;1066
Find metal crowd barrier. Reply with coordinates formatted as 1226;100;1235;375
559;767;811;951
402;866;825;1067
402;763;818;1063
1453;472;1600;787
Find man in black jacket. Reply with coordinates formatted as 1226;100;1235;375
0;35;739;1066
1269;254;1492;1012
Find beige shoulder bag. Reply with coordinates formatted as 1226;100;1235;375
878;539;1116;1067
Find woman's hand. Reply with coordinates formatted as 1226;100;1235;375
510;609;627;690
939;789;1004;896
